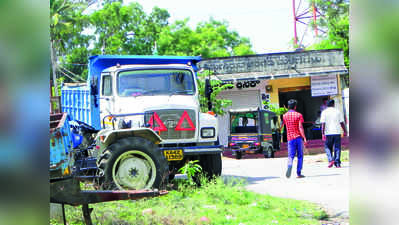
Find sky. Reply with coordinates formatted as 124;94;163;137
88;0;316;54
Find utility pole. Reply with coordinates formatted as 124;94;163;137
51;41;58;96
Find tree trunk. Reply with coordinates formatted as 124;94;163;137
50;41;58;96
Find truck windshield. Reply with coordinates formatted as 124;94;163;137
117;69;195;97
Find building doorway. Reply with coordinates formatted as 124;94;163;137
278;86;325;142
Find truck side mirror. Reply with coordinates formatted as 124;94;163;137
205;78;213;111
90;77;98;95
90;77;99;107
205;78;211;99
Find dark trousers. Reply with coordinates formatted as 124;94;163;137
287;137;304;176
325;134;341;165
272;132;281;149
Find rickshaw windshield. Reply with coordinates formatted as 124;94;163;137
230;111;258;133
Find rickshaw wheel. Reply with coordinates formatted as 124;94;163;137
264;147;274;158
235;151;242;159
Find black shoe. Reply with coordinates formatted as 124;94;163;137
297;174;305;178
286;166;292;178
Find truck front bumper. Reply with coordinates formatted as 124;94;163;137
160;145;223;156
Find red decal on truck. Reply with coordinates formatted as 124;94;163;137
175;110;195;131
148;112;167;132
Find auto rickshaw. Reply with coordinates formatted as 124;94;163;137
227;107;279;159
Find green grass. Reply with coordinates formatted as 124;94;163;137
51;177;328;225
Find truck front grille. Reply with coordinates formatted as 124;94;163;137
145;109;196;140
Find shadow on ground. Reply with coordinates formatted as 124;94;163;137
222;174;280;185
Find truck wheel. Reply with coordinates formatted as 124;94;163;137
97;137;168;190
264;147;274;158
199;153;222;178
235;151;242;159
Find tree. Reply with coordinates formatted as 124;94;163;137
51;1;171;84
307;0;349;66
50;0;88;91
89;2;170;55
157;18;254;58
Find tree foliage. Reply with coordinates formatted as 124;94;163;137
50;0;90;83
90;2;170;55
197;71;234;115
158;18;254;58
308;0;349;66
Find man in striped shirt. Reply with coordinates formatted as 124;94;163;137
281;99;307;178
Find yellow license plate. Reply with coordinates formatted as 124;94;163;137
164;149;183;161
242;144;249;148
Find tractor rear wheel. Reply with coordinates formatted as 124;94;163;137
97;137;168;190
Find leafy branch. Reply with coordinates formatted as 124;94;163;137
197;71;234;115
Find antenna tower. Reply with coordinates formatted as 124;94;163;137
292;0;325;48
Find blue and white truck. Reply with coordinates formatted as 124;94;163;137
61;55;222;190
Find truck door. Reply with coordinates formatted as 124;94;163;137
100;73;114;128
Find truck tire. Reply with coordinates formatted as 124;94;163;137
97;137;168;190
235;151;242;159
199;153;222;178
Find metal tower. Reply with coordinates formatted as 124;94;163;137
292;0;325;48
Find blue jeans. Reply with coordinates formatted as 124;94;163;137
325;135;341;165
287;137;304;176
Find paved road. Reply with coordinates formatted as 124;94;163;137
222;155;349;220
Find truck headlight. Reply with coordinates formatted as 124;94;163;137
201;127;215;138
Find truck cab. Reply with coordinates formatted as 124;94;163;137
99;63;217;146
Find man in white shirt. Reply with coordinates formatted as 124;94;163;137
320;100;348;168
320;97;328;112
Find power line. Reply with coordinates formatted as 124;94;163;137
62;62;88;66
58;65;86;82
58;68;81;82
